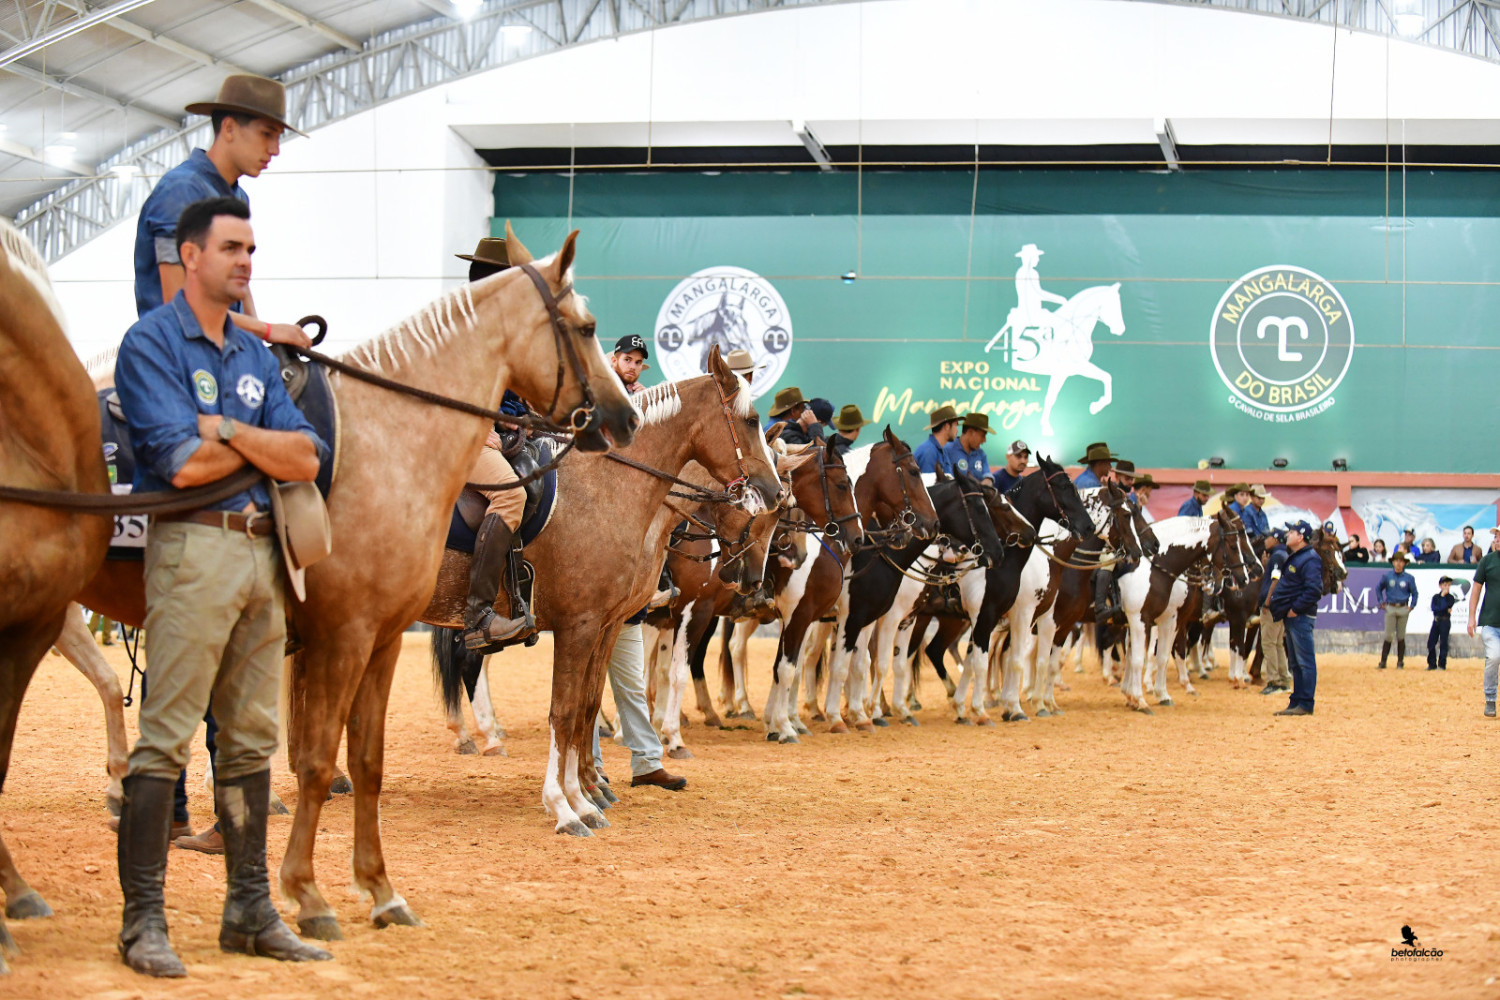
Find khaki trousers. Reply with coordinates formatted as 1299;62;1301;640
128;521;286;782
1383;605;1411;643
472;445;525;532
1260;615;1289;687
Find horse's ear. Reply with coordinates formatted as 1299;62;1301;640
707;344;734;391
935;465;950;483
765;422;785;445
883;425;899;447
779;451;814;474
551;229;580;281
505;221;533;265
824;433;839;461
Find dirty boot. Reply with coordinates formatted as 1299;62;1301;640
1378;640;1390;669
463;514;532;650
117;775;186;978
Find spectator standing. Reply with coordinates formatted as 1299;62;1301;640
914;406;960;475
994;440;1030;492
1271;521;1323;716
1468;536;1500;718
1376;552;1418;669
1428;576;1457;671
1449;526;1483;564
1178;480;1211;517
1258;532;1292;696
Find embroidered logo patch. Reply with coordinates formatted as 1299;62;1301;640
192;369;218;405
236;373;266;409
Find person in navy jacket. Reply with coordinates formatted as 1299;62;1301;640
1270;521;1324;716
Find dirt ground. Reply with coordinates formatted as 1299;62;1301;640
3;632;1498;999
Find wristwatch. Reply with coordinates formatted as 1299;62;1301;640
217;417;237;444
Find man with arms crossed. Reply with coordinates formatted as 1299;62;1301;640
114;198;330;976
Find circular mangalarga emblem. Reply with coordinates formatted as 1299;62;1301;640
654;266;792;399
1211;265;1354;415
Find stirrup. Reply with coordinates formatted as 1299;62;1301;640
464;608;532;650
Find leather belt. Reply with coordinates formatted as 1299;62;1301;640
155;508;273;538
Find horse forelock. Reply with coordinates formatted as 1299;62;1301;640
730;372;755;418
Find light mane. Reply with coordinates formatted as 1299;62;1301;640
343;282;478;374
0;218;68;336
1149;515;1215;546
633;381;682;425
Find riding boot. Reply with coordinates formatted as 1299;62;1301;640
1396;639;1406;670
117;775;186;978
217;770;332;962
1378;640;1390;669
463;514;532;650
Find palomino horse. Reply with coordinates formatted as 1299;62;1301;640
0;221;112;973
426;352;782;837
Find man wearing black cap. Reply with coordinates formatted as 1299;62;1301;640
1270;521;1324;716
610;335;650;395
1429;576;1458;670
995;440;1030;492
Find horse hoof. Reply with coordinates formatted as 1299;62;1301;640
1158;698;1174;708
899;716;920;727
1134;706;1155;716
1050;708;1065;716
983;697;1000;710
373;904;424;930
269;794;291;816
1004;712;1029;723
766;731;780;742
871;717;890;728
557;819;594;838
977;718;996;728
587;788;610;811
812;712;827;722
778;734;801;745
792;721;811;735
330;775;353;796
854;722;876;733
106;795;122;818
702;717;724;730
482;743;508;757
828;721;849;734
667;747;694;760
456;738;479;756
599;783;619;805
5;891;52;921
298;915;345;941
910;699;924;711
1035;708;1052;718
954;717;973;726
581;810;610;831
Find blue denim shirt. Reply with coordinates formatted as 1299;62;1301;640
134;149;247;317
943;440;991;481
914;434;954;475
1243;503;1270;537
1074;468;1103;490
1177;496;1204;517
1377;569;1418;608
115;293;326;512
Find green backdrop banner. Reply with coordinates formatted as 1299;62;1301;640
494;168;1500;472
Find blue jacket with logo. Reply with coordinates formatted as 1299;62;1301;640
115;293;326;513
1377;569;1419;608
914;434;954;475
1269;544;1323;620
943;440;991;481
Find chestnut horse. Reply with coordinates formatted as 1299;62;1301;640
425;352;782;836
0;222;112;973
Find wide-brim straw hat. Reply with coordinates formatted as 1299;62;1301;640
833;404;872;432
724;349;764;375
769;386;806;417
456;237;510;267
927;405;960;430
186;74;305;136
1251;484;1270;499
269;481;332;603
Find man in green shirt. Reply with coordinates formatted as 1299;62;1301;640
1465;529;1500;719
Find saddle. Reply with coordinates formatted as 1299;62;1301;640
443;437;558;554
913;581;966;619
98;346;341;562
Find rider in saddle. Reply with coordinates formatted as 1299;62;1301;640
456;238;536;651
1010;243;1067;340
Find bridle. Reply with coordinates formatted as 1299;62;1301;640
979;485;1029;548
861;445;923;548
517;263;598;434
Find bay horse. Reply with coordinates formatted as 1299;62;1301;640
760;431;940;743
426;353;782;837
0;221;112;973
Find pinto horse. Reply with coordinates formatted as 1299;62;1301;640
426;352;781;836
0;222;112;973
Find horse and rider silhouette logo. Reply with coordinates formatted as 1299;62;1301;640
655;266;792;399
1401;925;1419;948
983;243;1125;437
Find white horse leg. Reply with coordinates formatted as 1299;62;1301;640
1122;618;1149;711
1083;361;1113;415
542;726;592;836
730;618;755;717
658;616;693;755
470;660;507;756
55;606;128;811
1039;374;1068;437
1153;612;1179;705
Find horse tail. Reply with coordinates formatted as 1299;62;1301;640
432;627;481;717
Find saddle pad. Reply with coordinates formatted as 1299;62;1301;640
444;439;558;554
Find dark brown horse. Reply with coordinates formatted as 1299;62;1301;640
0;222;112;973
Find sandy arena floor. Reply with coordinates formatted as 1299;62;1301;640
2;632;1497;999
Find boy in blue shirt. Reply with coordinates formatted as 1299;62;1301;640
1428;576;1458;670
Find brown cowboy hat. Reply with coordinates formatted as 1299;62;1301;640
1192;480;1212;494
1077;441;1116;464
1134;473;1158;490
833;404;872;432
927;405;960;430
1114;459;1136;476
456;237;509;267
269;481;332;602
1228;482;1252;496
185;74;305;136
769;386;806;417
959;412;991;436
